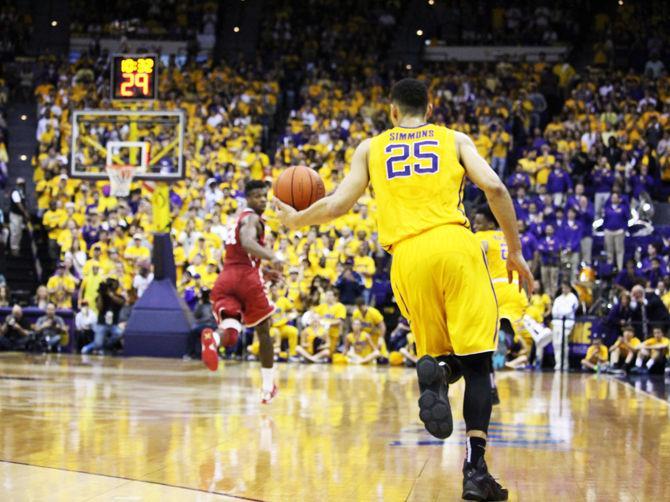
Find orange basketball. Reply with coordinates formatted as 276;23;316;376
273;165;325;211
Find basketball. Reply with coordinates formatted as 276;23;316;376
273;165;325;211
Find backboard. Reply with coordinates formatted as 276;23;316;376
70;109;185;181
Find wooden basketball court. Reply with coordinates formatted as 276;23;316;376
0;353;668;501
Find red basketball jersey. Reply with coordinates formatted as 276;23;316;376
223;208;265;268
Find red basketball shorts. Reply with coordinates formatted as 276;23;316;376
211;266;275;328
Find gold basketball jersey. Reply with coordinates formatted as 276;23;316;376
474;229;509;281
368;124;469;251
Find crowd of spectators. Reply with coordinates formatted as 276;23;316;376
590;0;669;73
0;2;28;189
0;3;669;373
421;1;583;47
69;0;217;40
0;2;31;62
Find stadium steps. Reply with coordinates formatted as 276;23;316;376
4;99;42;302
6;103;37;208
5;228;39;305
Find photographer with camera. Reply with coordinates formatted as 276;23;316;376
34;303;67;352
81;278;125;355
0;304;32;351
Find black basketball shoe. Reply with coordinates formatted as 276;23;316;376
416;355;453;439
462;457;509;501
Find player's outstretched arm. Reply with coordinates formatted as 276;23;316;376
239;214;280;264
275;139;371;230
456;131;533;294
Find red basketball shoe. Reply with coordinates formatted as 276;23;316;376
261;384;278;405
201;328;220;371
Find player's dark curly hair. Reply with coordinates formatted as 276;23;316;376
245;179;268;195
390;78;429;116
475;204;499;227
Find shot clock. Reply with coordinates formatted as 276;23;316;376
111;54;158;101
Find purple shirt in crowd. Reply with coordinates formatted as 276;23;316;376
591;168;615;193
641;256;668;276
602;202;629;231
556;220;583;253
546;169;573;194
81;224;101;249
520;232;539;262
630;173;655;198
614;270;640;290
507;172;531;190
538;235;561;266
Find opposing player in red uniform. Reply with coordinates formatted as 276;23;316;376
202;180;283;404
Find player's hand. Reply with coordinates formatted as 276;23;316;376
269;254;285;269
273;198;299;230
506;249;533;296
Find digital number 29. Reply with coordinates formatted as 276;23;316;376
120;72;150;97
385;141;439;179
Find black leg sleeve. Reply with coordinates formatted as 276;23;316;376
458;352;493;433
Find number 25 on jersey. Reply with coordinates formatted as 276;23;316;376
385;140;439;179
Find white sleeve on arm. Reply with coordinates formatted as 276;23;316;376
11;191;21;204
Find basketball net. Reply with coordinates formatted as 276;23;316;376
105;165;137;197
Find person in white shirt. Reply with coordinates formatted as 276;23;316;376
551;282;579;371
75;299;97;352
132;263;154;298
204;178;223;212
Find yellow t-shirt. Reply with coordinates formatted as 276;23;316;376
201;271;218;289
491;131;510;158
301;326;326;354
527;293;551;323
353;255;375;288
80;274;106;311
346;331;373;357
619;337;641;353
314;302;347;339
474;134;493;162
351;307;384;338
124;244;151;262
643;337;670;356
46;275;77;295
368;124;469;251
585;344;608;362
42;209;68;240
273;296;295;328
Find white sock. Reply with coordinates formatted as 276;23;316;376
646;358;655;370
261;367;275;392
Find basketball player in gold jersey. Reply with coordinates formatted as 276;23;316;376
276;79;532;501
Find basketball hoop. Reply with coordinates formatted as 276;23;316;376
105;165;137;197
